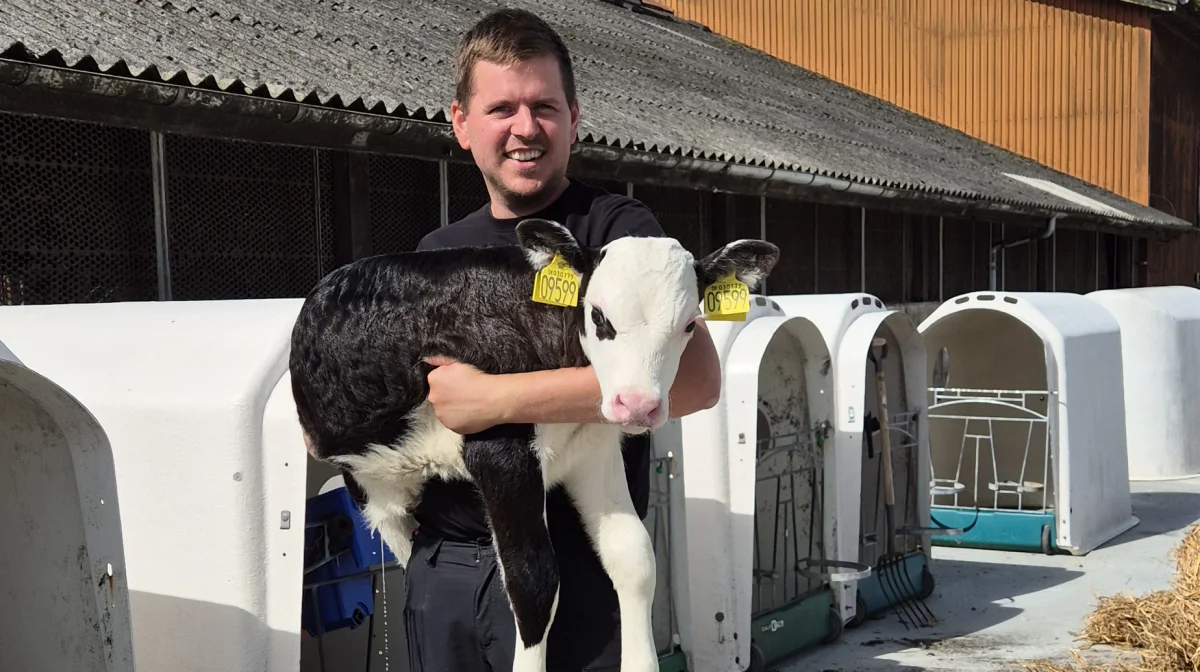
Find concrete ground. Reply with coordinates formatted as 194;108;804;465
779;477;1200;672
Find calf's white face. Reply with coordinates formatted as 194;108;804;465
516;218;780;430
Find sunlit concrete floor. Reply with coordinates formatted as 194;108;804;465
778;477;1200;672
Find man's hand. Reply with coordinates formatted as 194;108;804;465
424;355;505;435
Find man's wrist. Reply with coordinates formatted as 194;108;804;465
486;373;520;425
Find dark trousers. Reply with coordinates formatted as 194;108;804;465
403;530;624;672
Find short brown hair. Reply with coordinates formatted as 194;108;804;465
453;9;576;109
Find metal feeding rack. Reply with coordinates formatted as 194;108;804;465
746;424;870;672
927;386;1058;555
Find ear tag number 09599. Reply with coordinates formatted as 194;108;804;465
532;251;580;308
704;272;750;321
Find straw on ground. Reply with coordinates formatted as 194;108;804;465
1019;523;1200;672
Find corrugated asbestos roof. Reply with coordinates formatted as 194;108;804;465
0;0;1190;230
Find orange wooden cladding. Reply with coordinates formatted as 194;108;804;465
656;0;1153;205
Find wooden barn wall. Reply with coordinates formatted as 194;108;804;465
657;0;1153;204
0;107;1139;308
631;189;1129;305
1145;18;1200;287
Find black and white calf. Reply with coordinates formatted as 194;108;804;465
289;219;779;672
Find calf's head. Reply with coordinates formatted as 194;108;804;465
516;218;779;430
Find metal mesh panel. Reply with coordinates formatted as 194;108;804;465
863;210;905;303
446;161;491;223
0;111;158;304
725;193;761;247
814;204;862;293
368;154;441;253
317;150;336;278
575;175;628;197
164;134;331;300
633;184;704;257
765;197;816;295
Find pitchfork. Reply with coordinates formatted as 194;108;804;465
868;337;938;629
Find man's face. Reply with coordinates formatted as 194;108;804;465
451;55;580;215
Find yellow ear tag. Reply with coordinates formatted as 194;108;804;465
703;272;751;321
532;251;580;308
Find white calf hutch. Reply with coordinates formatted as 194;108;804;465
1086;285;1200;481
679;294;868;672
0;300;311;672
0;299;694;672
772;293;942;630
0;341;136;672
918;291;1138;556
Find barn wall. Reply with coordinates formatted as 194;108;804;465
1145;17;1200;287
657;0;1153;204
0;108;1143;308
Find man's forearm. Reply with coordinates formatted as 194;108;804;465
490;321;723;426
666;319;722;417
491;365;607;425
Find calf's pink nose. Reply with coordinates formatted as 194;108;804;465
613;393;661;421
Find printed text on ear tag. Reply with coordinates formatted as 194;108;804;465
532;251;580;308
703;272;750;321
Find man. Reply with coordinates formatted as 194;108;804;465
404;8;723;672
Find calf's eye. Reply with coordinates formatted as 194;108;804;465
591;306;617;341
685;321;696;333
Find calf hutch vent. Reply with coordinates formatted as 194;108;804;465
774;293;944;630
918;292;1138;556
1086;286;1200;481
0;343;135;672
680;295;868;672
0;300;311;672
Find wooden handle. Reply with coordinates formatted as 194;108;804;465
871;339;896;508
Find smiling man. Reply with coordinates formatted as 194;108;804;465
401;7;724;672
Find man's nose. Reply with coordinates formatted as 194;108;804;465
511;106;539;138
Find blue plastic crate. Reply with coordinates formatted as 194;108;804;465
301;486;397;636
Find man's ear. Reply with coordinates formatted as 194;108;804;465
450;99;470;151
694;239;781;292
515;218;589;274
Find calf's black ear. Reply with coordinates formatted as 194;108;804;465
516;218;589;274
695;239;780;293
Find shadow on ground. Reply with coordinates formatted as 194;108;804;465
775;559;1085;672
1096;489;1200;549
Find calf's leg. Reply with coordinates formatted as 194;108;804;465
562;442;659;672
464;425;559;672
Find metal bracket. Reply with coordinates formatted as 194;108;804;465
795;557;873;583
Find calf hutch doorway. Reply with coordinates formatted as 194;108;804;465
0;343;135;672
774;293;941;630
919;292;1138;557
683;295;869;672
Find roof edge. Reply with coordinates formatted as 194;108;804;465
566;144;1193;236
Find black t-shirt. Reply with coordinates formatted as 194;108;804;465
412;178;664;546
